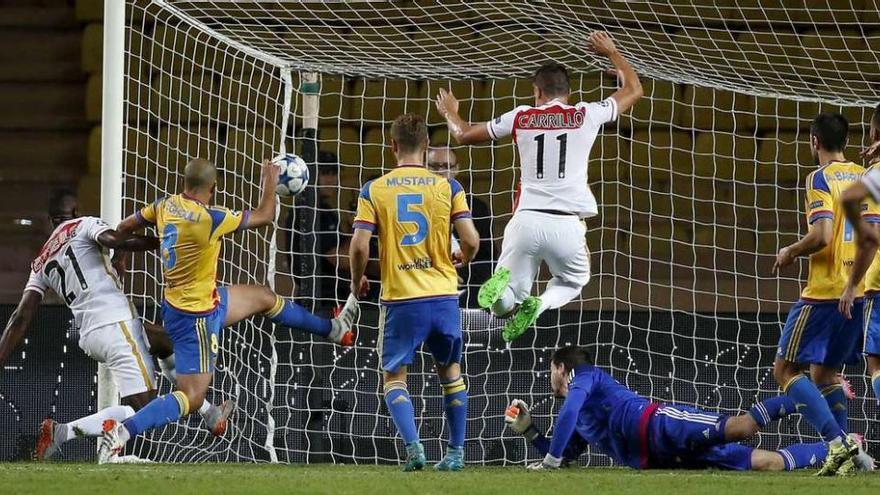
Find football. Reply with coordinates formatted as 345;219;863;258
273;153;310;197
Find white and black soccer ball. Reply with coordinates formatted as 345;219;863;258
273;153;310;197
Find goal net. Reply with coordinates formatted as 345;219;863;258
114;0;880;464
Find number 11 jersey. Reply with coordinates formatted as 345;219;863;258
353;165;471;303
25;216;136;335
487;97;618;218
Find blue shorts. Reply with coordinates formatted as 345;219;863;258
777;299;864;367
864;294;880;356
648;405;753;471
378;297;462;372
162;287;229;375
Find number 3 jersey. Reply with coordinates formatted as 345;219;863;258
487;97;618;218
25;216;135;334
353;165;471;303
137;194;248;313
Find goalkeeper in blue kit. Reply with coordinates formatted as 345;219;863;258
505;346;874;472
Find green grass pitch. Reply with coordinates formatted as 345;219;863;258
3;464;880;495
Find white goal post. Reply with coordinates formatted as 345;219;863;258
101;0;880;464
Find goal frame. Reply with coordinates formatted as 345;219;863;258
98;0;126;417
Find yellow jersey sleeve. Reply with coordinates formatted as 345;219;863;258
449;179;472;221
136;198;161;225
864;198;880;225
353;181;377;233
806;171;833;224
206;207;248;241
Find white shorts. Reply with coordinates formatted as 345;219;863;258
79;318;156;397
497;210;591;302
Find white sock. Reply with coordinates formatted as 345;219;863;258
65;405;135;438
199;401;212;416
538;279;582;313
159;355;177;384
492;287;516;317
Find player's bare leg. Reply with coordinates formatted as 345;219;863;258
434;362;467;471
143;322;234;436
383;366;425;471
223;285;356;345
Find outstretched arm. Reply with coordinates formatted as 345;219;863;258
0;291;42;368
97;229;159;252
435;88;492;145
543;387;588;467
504;399;588;465
588;31;642;115
241;159;281;230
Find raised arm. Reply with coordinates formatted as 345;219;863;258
0;290;42;368
435;88;492;145
241;159;281;229
588;31;642;116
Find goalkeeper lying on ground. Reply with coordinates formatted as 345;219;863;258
505;346;874;472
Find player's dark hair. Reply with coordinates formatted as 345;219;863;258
551;346;593;372
810;112;849;152
391;113;428;155
533;62;570;97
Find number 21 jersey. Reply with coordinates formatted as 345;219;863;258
25;216;135;335
488;97;618;218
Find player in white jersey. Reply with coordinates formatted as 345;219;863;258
0;192;232;461
436;31;643;341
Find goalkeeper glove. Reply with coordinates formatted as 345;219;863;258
526;454;563;471
504;399;540;441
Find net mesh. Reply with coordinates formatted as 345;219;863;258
119;0;880;464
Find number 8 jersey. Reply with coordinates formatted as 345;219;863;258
26;216;136;335
353;165;471;303
487;97;618;218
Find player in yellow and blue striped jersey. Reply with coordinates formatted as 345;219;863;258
96;158;359;462
838;105;880;473
772;113;866;476
349;114;479;471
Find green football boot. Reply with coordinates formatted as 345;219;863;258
477;267;511;310
502;296;541;342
